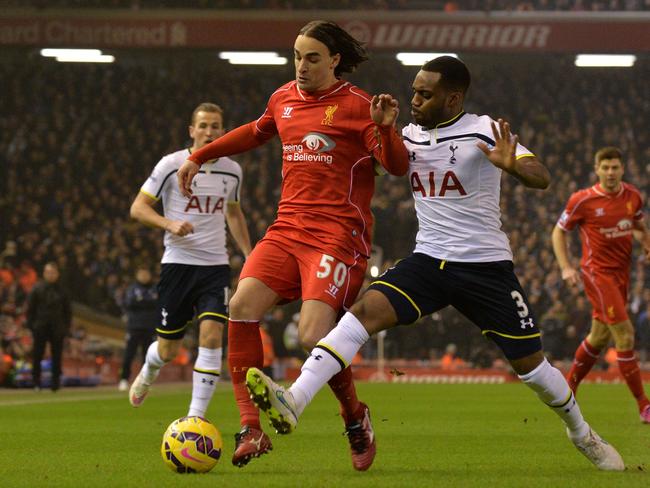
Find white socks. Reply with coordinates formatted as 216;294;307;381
290;312;369;415
142;341;166;385
188;347;222;418
519;358;590;439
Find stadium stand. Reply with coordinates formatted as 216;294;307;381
1;49;649;384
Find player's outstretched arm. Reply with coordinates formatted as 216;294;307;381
177;121;274;197
130;191;194;236
477;118;550;189
551;225;580;286
632;218;650;261
225;202;252;258
368;94;408;176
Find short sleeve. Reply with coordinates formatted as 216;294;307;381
253;92;280;137
227;162;243;204
633;191;644;221
141;156;176;201
557;192;586;231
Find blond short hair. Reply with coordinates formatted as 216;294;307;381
190;103;224;125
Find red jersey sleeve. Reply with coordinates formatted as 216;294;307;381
558;191;588;231
187;95;279;165
364;124;409;176
632;190;644;221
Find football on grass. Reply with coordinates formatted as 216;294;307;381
161;416;222;473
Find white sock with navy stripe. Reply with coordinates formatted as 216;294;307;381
290;312;369;416
519;358;590;439
188;347;222;418
142;341;166;385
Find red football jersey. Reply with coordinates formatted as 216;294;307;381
557;182;644;271
257;80;388;259
188;79;407;261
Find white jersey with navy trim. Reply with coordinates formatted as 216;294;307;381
141;148;242;266
403;112;535;262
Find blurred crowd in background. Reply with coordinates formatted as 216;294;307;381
1;47;650;383
2;0;650;11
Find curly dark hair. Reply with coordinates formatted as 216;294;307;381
422;56;471;95
299;20;369;77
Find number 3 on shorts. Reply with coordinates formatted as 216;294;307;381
510;290;529;318
316;254;347;288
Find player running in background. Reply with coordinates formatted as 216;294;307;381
247;56;624;471
552;147;650;422
129;103;252;421
176;20;408;469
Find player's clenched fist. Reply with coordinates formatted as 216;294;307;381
177;159;200;197
166;220;194;237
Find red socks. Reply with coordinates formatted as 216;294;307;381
228;319;264;429
617;349;650;412
328;366;363;423
567;339;601;393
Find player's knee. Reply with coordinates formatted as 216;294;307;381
610;321;635;350
587;335;607;350
158;341;180;362
349;291;395;335
199;321;223;348
298;330;318;350
228;292;251;319
614;331;635;350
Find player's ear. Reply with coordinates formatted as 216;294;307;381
330;53;341;70
447;91;462;108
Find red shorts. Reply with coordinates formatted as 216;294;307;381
581;267;629;324
240;234;367;312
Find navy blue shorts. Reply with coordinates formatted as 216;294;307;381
156;264;230;340
367;253;542;360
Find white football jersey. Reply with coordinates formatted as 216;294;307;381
141;148;242;266
403;112;535;262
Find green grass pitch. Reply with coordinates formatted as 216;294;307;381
1;382;648;487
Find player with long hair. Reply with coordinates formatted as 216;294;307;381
176;20;408;469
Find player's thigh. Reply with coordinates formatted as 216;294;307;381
156;263;198;341
237;238;302;310
192;265;230;324
587;319;611;347
298;246;367;315
190;265;230;346
582;268;628;324
448;261;542;361
366;253;450;326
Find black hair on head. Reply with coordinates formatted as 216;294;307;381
421;56;471;94
299;20;369;77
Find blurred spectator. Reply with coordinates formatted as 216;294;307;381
637;301;650;361
260;323;276;379
283;313;305;361
26;262;71;391
539;301;568;361
118;266;158;391
440;343;467;370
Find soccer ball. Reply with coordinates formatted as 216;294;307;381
161;416;223;473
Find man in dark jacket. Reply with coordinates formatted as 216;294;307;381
118;267;158;391
27;262;71;391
